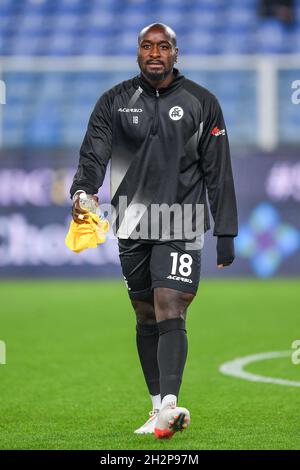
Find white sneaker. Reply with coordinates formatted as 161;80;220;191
134;409;159;434
154;403;190;439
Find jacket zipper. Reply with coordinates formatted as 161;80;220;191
151;88;160;135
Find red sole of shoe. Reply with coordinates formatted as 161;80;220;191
154;413;189;440
154;428;174;439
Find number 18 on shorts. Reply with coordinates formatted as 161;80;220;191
118;239;202;299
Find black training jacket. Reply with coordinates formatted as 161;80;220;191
70;68;238;240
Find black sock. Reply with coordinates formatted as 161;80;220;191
136;322;160;396
157;318;188;400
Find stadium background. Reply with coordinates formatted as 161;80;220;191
0;0;300;451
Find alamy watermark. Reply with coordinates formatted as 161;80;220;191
291;80;300;104
291;340;300;365
0;80;6;105
0;340;6;364
100;196;205;250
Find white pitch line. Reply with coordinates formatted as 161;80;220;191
219;351;300;387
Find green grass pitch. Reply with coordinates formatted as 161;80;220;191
0;279;300;450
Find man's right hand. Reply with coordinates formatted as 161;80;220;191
71;192;89;224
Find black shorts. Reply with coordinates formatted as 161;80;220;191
118;239;202;300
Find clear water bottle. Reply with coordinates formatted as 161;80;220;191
79;193;102;217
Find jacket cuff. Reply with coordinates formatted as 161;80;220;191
70;183;98;199
72;190;86;202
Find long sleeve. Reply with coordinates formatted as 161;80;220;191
70;92;113;198
199;95;238;237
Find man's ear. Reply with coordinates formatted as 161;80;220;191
174;48;179;63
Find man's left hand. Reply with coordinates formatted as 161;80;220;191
216;236;235;268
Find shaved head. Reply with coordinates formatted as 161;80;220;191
137;23;178;86
138;23;177;48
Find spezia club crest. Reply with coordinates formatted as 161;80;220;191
169;106;184;121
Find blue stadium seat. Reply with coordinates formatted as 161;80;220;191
11;36;42;55
20;0;59;14
73;35;105;55
257;19;286;53
180;31;220;55
283;28;299;53
0;0;20;15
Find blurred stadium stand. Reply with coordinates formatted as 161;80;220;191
0;0;300;149
0;0;299;56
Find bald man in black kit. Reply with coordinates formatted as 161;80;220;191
71;23;238;439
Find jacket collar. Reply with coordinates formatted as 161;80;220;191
135;67;184;96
